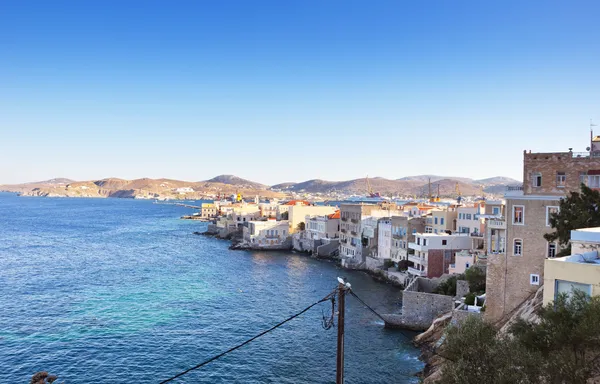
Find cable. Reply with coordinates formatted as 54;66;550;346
348;289;413;342
348;289;387;323
159;290;337;384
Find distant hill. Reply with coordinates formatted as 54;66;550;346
271;174;521;197
0;176;280;199
1;174;521;199
206;175;268;189
475;176;521;185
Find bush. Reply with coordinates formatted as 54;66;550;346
464;266;486;293
464;292;476;306
434;274;465;296
439;290;600;384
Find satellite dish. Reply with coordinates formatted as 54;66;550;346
587;147;591;151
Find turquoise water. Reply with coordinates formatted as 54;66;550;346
0;193;423;383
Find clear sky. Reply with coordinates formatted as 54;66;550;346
1;1;599;185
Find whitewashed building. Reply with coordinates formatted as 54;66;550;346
243;219;290;247
377;219;392;260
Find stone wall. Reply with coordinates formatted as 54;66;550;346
401;291;454;330
485;196;560;322
523;151;600;195
456;280;470;299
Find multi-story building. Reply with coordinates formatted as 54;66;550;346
485;139;600;322
390;216;426;263
339;204;378;264
543;227;600;305
258;202;279;219
407;233;471;278
243;219;290;247
288;204;337;233
305;210;340;240
231;204;261;224
200;202;218;218
431;206;458;234
457;203;486;250
376;218;392;260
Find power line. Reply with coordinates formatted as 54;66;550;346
348;289;387;323
159;289;337;384
348;289;413;342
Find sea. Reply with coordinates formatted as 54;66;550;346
0;193;423;383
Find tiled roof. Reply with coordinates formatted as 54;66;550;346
328;210;341;219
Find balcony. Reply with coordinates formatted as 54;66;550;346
487;219;506;229
408;254;426;265
505;185;524;197
392;234;405;240
341;228;347;233
407;266;425;276
341;217;348;222
470;232;484;238
351;218;359;224
351;231;358;236
341;238;348;244
408;242;425;252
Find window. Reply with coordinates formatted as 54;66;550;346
546;206;559;227
412;229;417;234
466;263;470;269
423;239;427;246
556;172;566;187
440;218;444;225
548;242;557;258
467;214;472;220
530;274;540;285
513;239;523;256
532;172;542;187
434;217;438;225
555;280;592;300
442;239;447;245
513;205;524;225
493;207;500;215
580;171;588;185
589;174;600;188
417;238;420;245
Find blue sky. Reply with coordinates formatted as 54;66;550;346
1;0;599;185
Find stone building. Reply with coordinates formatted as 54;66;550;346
485;137;600;322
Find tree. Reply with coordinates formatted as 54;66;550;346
438;316;543;384
438;291;600;384
464;266;486;293
296;221;305;231
545;184;600;256
510;290;600;383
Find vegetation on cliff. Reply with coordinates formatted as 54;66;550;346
438;291;600;384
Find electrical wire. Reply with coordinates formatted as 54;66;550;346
158;289;337;384
348;289;387;322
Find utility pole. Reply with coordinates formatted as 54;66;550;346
336;279;348;384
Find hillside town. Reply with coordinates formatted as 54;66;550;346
197;133;600;342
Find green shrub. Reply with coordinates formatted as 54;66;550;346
464;292;476;306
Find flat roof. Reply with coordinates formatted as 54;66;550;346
571;227;600;243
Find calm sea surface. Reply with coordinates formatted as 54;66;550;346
0;193;423;383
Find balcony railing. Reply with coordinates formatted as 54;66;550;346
351;218;359;224
487;219;506;229
506;185;524;192
571;151;600;158
470;232;484;238
341;217;348;222
341;228;347;233
408;254;426;265
407;266;425;276
351;231;358;236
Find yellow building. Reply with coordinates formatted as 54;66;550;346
543;227;600;305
